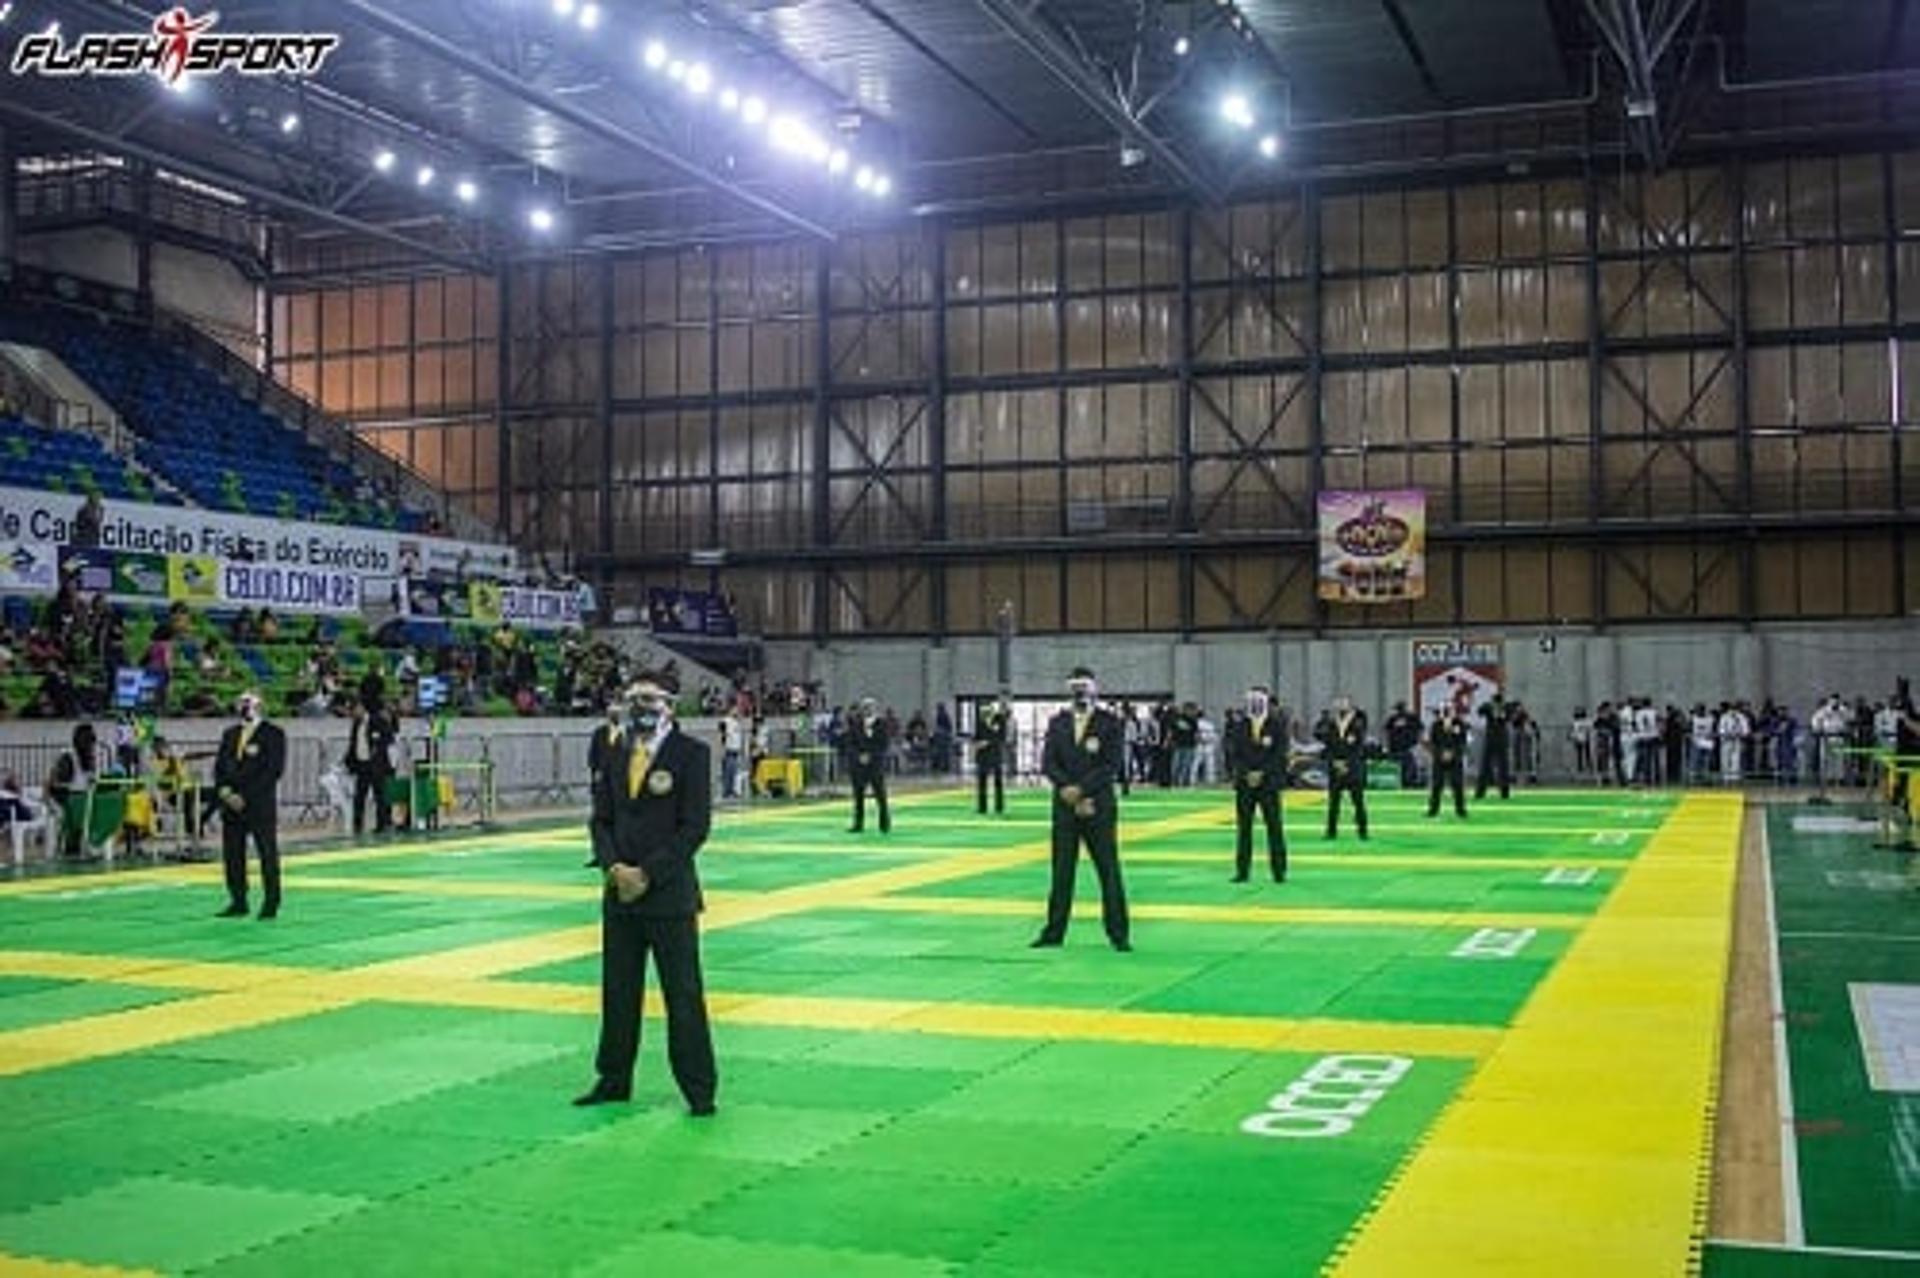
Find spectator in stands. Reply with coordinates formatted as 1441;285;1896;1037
46;723;98;858
199;637;232;681
456;549;473;583
0;771;33;827
94;601;125;686
43;574;81;637
0;625;15;676
257;609;281;643
71;492;104;548
231;609;257;644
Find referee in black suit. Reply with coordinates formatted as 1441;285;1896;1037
975;696;1011;815
1227;684;1289;883
1032;666;1131;952
214;690;287;920
574;670;717;1116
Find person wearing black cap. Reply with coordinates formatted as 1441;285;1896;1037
574;668;717;1116
1033;666;1131;951
1316;693;1369;841
1425;701;1469;819
846;696;891;834
975;694;1011;816
1227;683;1289;883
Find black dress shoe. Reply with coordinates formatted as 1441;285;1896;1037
688;1102;717;1118
582;858;598;868
257;906;278;920
1028;935;1062;949
216;904;248;918
1111;939;1133;953
571;1082;631;1107
1273;875;1287;884
1230;873;1249;883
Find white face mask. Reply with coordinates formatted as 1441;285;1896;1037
239;700;260;724
1070;684;1095;709
1246;695;1269;717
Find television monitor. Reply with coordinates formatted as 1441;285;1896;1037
416;675;449;711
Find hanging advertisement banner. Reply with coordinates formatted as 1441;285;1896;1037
1317;489;1426;604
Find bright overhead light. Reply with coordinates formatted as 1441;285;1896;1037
871;173;892;198
163;74;192;95
1219;92;1255;129
415;165;435;187
719;87;739;112
853;165;874;192
768;115;805;152
455;178;479;203
685;63;712;95
0;5;14;25
740;95;767;125
552;0;574;16
373;149;397;173
279;112;300;133
528;206;555;233
578;3;600;30
1173;35;1190;56
803;132;830;163
827;148;849;174
1258;133;1280;159
667;59;687;81
642;39;668;69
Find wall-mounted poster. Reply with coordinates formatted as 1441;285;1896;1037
1317;489;1426;603
1411;637;1505;723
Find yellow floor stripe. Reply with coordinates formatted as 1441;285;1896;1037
1126;851;1628;871
845;894;1589;931
0;1254;163;1277
0;988;353;1078
1327;792;1742;1278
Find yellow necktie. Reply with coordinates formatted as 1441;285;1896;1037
1074;713;1090;745
238;723;256;755
1250;714;1266;739
626;743;651;798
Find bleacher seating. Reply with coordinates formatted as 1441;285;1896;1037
0;599;573;720
0;306;428;532
0;416;184;506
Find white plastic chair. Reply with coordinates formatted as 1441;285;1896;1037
8;786;57;870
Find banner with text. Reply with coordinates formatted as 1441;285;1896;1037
647;586;737;637
219;562;362;614
401;578;581;630
0;484;511;584
1411;637;1505;724
1317;489;1426;604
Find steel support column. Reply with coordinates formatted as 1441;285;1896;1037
598;255;616;574
929;228;950;643
1176;203;1197;639
707;249;722;559
496;264;514;535
1887;146;1908;616
1732;155;1756;627
811;245;833;643
1446;166;1466;626
1306;182;1328;636
1585;155;1609;629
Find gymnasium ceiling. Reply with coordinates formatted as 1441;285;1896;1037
2;0;1917;266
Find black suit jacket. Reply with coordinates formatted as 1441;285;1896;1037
975;707;1010;767
586;721;625;822
1427;718;1468;768
845;718;888;781
215;720;286;821
1317;711;1370;785
605;727;711;918
347;710;396;778
1041;706;1123;819
1227;712;1289;791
